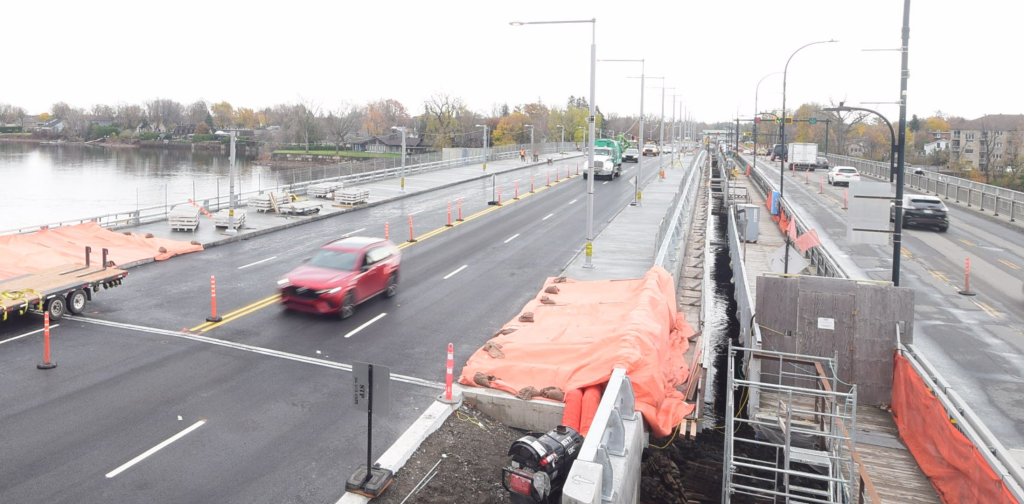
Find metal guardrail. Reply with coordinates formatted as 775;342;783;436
1;142;573;236
738;153;848;279
898;328;1024;502
727;207;763;351
827;153;1024;221
654;151;706;277
562;367;642;504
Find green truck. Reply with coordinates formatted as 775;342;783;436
585;138;623;180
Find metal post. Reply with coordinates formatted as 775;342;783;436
226;131;237;235
401;128;407;192
824;118;830;156
639;67;645;204
892;0;912;287
585;20;596;268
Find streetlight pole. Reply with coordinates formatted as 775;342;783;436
893;0;912;286
475;124;488;170
512;18;596;266
557;125;565;156
755;72;783;159
779;39;837;274
525;124;534;159
227;131;237;235
600;58;645;205
391;126;407;192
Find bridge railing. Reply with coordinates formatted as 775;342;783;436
654;150;706;280
827;153;1024;221
0;142;573;236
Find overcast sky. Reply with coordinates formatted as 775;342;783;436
6;0;1021;125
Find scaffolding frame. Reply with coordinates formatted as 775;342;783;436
723;345;873;504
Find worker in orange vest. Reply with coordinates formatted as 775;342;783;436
520;148;526;162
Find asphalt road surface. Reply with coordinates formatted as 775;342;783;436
0;153;679;503
752;156;1024;449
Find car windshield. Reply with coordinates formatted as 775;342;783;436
839;168;858;174
910;198;946;210
309;249;359;271
626;149;638;154
595;148;612;156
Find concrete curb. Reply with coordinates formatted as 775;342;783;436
202;156;582;250
335;397;463;504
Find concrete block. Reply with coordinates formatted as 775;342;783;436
561;460;603;504
457;384;565;432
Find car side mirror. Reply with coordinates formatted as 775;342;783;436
361;263;371;272
302;257;311;263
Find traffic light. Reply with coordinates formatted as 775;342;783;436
784;116;793;125
755;117;761;124
808;117;818;125
775;118;783;125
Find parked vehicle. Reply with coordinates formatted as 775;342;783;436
0;247;128;321
827;166;861;186
623;148;639;163
643;143;660;156
891;195;949;232
787;143;819;171
585;138;623;180
279;236;400;319
815;156;830;171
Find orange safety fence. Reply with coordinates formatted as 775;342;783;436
0;222;203;281
459;266;696;438
891;352;1019;504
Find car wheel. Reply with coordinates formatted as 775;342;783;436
340;291;356;320
385;274;398;298
46;297;67;320
67;289;87;315
582;173;587;180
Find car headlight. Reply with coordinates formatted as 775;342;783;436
277;278;291;287
316;287;343;295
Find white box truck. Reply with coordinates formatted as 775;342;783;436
787;143;819;171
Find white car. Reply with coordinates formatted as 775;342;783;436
828;166;861;186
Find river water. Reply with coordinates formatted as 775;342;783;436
0;142;288;232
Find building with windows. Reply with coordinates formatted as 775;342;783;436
950;114;1024;171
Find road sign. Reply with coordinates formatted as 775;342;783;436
353;361;391;416
784;116;793;125
808;117;818;125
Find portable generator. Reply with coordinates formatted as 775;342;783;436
502;425;584;503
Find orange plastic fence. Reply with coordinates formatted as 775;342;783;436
892;353;1019;504
0;222;203;280
459;266;696;437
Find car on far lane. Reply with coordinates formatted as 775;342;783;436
278;236;400;319
815;156;830;171
623;148;640;162
643;143;660;156
891;194;949;232
827;166;861;186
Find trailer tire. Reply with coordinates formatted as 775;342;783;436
46;297;67;320
67;289;87;315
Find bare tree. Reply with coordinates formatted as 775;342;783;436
977;117;1000;184
115;103;146;132
822;98;867;155
423;94;464;149
323;103;364;153
293;98;322;152
90;104;116;118
185;100;209;126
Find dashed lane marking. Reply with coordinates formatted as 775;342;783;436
443;265;468;280
105;420;206;478
343;313;387;339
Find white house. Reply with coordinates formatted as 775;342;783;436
922;139;948;155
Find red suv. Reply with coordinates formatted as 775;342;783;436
279;237;400;319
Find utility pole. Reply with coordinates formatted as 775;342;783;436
227;131;237;236
892;0;911;286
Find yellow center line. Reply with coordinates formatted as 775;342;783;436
901;247;913;259
973;300;1003;319
960;238;976;247
192;175;573;332
998;259;1021;270
929;270;948;282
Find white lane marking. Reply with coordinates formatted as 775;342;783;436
443;265;468;280
342;227;366;237
106;420;206;478
238;256;277;270
344;313;387;339
70;316;443;389
542;214;554;221
602;181;608;185
0;324;61;345
568;199;578;205
504;234;521;244
407;209;427;216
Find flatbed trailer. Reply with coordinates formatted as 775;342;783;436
0;247;128;321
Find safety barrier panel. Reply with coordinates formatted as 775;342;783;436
654;151;706;280
738;153;848;279
562;368;644;504
1;142;574;236
827;153;1024;221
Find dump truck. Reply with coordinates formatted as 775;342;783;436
585;138;623;180
0;247;128;321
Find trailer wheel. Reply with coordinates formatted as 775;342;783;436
46;297;67;320
67;289;87;315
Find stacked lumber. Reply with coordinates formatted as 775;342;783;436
168;205;200;232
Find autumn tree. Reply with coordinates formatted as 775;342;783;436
145;98;184;131
194;122;211;135
492;112;530;146
115;103;145;131
821;99;868;156
185;100;209;126
235;107;259;129
210;101;235;130
90;104;115;118
0;103;26;126
364;98;410;136
519;102;550;140
423;94;464;149
324;103;364;153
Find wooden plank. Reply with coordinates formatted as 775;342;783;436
1;264;126;312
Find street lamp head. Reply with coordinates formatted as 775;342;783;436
475;124;486;128
509;21;524;26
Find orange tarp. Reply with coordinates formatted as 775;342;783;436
458;266;696;438
0;222;203;280
891;353;1019;504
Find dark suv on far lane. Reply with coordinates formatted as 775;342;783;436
891;195;949;232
